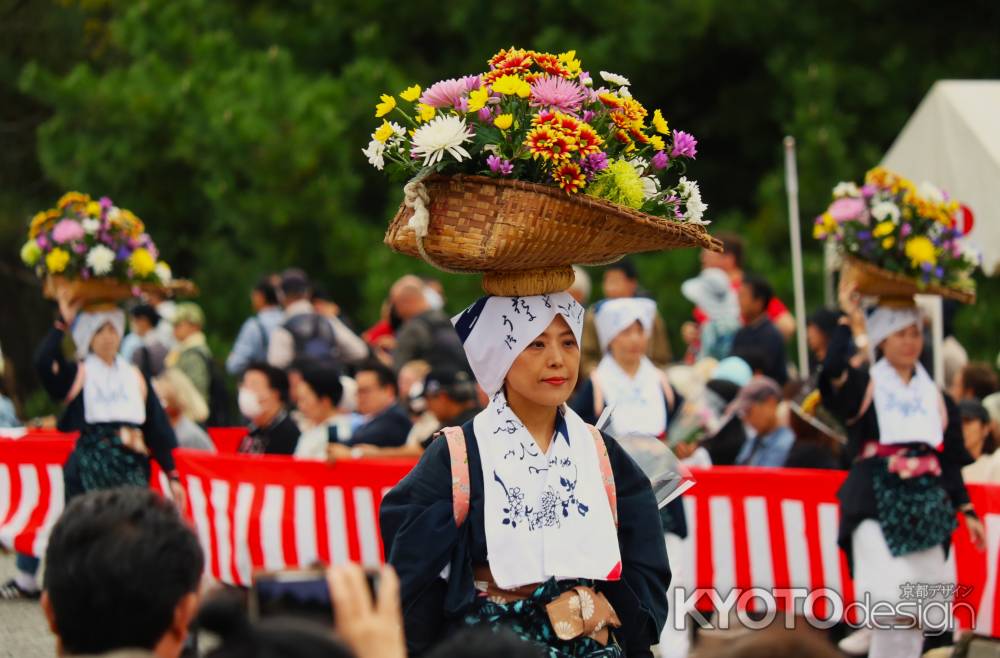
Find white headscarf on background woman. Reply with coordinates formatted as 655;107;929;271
451;293;622;588
70;309;145;425
594;298;668;438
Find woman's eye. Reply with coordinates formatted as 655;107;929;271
531;341;545;349
563;340;578;349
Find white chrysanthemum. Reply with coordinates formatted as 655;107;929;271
619;86;632;98
599;71;631;87
85;245;115;276
871;200;901;223
82;218;100;234
628;158;659;199
678;177;709;225
918;181;945;203
362;139;386;171
155;261;172;284
410;115;473;166
106;207;121;222
833;181;860;198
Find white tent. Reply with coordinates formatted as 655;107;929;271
882;80;1000;275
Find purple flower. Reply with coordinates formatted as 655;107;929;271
477;107;493;123
99;196;113;209
579;71;592;86
529;75;587;114
857;230;872;241
900;223;912;237
419;76;481;109
934;266;944;279
72;243;87;254
921;262;933;272
861;184;877;198
582;152;609;178
651;150;669;170
670;130;698;159
52;219;85;244
486;155;513;176
116;246;132;261
582;110;595;123
36;235;50;250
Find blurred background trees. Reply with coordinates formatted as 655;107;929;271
2;0;998;410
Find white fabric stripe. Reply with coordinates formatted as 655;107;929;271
294;486;319;568
781;500;811;595
708;497;735;594
744;497;774;592
186;476;213;578
32;465;65;557
975;514;1000;634
817;503;843;596
325;487;349;565
0;465;12;538
677;497;697;592
158;472;172;500
233;483;255;585
260;485;286;571
0;465;40;545
210;480;233;584
353;488;380;566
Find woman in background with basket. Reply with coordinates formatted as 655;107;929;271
814;169;985;658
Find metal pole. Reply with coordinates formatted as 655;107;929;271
784;136;810;379
931;296;945;387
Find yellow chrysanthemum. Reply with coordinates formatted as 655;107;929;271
467;87;490;113
873;221;894;238
813;212;837;239
20;240;41;266
649;135;665;152
586;159;645;209
494;113;513;130
882;237;895;249
491;74;531;98
130;248;156;277
400;84;421;102
557;50;582;78
45;248;71;274
416;103;436;123
904;236;937;267
57;192;90;210
375;93;396;118
86;201;101;217
373;121;395;144
652;109;669;135
117;209;145;238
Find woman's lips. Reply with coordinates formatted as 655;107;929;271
542;377;568;386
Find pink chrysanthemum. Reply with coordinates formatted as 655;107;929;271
529;75;587;114
419;76;482;109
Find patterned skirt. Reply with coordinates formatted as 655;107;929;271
464;578;623;658
871;459;956;557
67;424;151;498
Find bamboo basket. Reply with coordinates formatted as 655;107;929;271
44;275;199;309
385;175;722;296
841;257;975;306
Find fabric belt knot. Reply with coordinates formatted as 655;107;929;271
545;585;622;645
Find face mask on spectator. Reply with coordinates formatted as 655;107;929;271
238;387;263;419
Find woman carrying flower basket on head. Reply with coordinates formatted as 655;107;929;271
380;293;670;657
814;171;985;658
22;193;185;505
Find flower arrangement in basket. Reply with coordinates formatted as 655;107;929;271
20;192;189;305
367;46;720;295
813;167;978;304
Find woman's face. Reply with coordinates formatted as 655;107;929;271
505;315;580;407
609;320;648;364
963;418;989;459
880;323;923;370
90;323;121;362
295;379;333;425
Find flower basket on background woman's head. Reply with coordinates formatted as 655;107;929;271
21;192;196;308
814;167;978;305
367;47;720;295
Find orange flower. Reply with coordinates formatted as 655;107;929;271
525;125;576;161
552;162;587;193
614;130;631;145
629;127;651;145
485;47;534;83
532;110;559;127
574;124;603;157
598;93;624;109
530;51;571;78
57;192;91;210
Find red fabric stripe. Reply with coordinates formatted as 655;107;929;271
14;465;50;554
765;497;791;612
693;493;714;612
281;484;298;567
729;495;752;609
202;479;221;581
343;487;361;562
3;463;22;527
314;487;331;565
246;485;265;571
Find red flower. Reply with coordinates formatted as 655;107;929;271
553;162;587;193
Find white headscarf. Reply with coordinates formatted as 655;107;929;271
72;310;126;357
452;294;621;589
594;297;657;353
681;267;739;323
866;306;921;352
451;293;585;396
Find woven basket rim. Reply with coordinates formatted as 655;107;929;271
844;256;976;304
418;173;723;253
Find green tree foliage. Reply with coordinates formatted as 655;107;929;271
2;0;999;405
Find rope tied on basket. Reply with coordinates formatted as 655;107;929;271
403;171;472;274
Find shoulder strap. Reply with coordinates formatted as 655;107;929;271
658;369;676;411
587;425;619;527
66;362;86;404
443;426;471;527
849;379;875;426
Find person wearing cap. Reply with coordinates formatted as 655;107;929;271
164;301;212;411
732;377;794;467
960;399;1000;483
822;282;985;658
267;269;368;371
680;267;740;362
571;297;683;440
380;293;669;657
579;259;672;379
